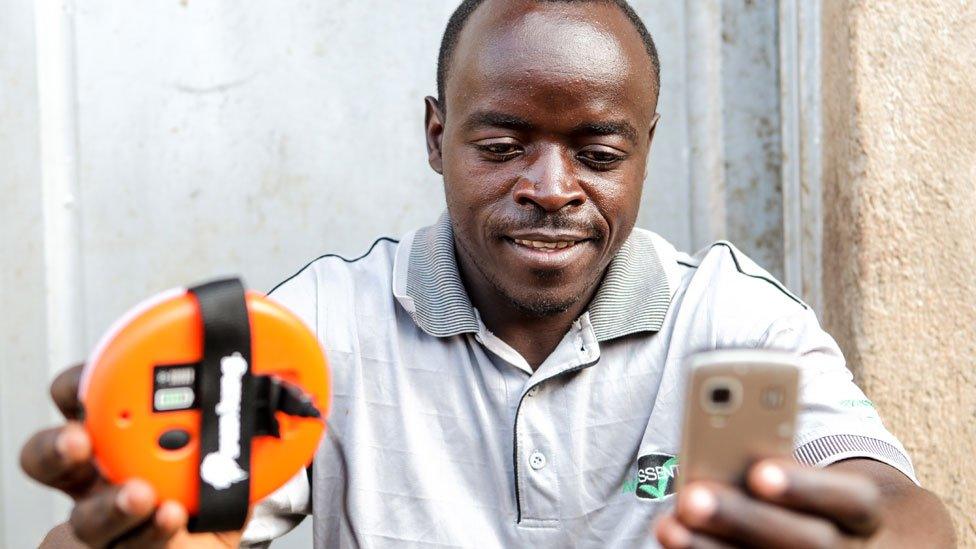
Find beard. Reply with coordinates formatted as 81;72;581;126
481;263;585;317
496;274;582;318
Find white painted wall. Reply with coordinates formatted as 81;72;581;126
1;1;816;546
0;0;60;546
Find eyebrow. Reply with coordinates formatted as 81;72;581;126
571;120;639;146
463;110;535;133
462;110;640;146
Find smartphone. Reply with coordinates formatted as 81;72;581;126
677;349;800;490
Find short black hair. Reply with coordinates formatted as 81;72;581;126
436;0;660;109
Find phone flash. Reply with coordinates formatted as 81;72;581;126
761;386;785;409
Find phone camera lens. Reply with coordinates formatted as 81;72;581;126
710;387;732;404
701;377;741;414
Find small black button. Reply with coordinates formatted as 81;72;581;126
158;429;191;450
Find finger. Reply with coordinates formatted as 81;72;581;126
748;459;882;536
20;422;101;498
69;479;157;548
113;501;188;549
677;482;845;549
656;513;693;548
656;514;737;549
51;364;85;419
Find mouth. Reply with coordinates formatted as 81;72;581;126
501;232;596;271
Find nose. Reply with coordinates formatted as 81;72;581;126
512;146;586;212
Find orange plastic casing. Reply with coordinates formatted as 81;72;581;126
80;289;330;514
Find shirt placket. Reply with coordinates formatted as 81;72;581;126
512;316;601;527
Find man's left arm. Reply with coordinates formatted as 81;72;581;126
653;251;955;547
655;457;955;548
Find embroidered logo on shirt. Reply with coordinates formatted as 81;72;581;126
839;399;875;409
626;453;680;500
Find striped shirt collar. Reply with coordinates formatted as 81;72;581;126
393;213;672;342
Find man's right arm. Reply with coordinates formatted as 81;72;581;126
20;364;243;548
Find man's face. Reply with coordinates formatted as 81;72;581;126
427;0;658;316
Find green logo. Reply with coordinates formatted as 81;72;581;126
632;453;680;500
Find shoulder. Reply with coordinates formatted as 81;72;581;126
265;237;400;327
629;229;803;310
269;236;399;294
679;240;805;312
645;234;810;345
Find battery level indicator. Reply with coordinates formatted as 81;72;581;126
154;387;195;411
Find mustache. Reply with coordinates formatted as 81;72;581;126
489;210;604;239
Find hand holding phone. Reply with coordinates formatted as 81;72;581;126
659;350;947;548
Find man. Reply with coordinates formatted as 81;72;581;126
21;0;956;547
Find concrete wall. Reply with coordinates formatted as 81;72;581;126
822;1;976;545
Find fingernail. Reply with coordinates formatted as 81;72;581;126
156;501;187;531
684;486;717;522
55;431;71;457
116;485;134;514
667;522;693;548
117;480;153;515
56;427;86;461
757;463;788;496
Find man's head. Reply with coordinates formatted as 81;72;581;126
436;0;660;109
425;0;661;318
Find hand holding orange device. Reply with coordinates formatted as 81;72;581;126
79;278;330;532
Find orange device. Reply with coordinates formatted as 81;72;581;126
79;278;330;532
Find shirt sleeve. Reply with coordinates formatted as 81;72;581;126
240;469;311;547
757;308;919;484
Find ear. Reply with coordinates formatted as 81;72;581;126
647;112;660;147
638;113;661;181
424;96;445;174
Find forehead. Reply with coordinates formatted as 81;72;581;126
446;0;656;124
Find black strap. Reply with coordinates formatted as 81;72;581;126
187;278;254;532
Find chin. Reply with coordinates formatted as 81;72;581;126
500;287;582;318
489;262;603;318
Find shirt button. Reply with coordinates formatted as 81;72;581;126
529;451;547;470
527;386;539;397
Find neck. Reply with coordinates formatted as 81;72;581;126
457;254;601;371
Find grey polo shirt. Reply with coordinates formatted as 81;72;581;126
242;214;916;548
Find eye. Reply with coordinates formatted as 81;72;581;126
577;147;626;169
474;140;523;161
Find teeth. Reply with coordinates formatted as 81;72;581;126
514;239;577;250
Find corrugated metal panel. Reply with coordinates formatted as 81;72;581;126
721;0;784;280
